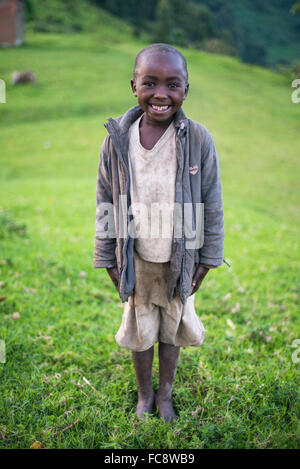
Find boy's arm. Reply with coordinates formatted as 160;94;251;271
199;129;224;267
94;136;117;269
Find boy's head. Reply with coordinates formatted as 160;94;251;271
131;44;189;126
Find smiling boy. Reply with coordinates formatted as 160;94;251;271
94;44;224;423
132;48;188;150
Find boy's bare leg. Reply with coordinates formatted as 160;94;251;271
132;346;155;418
155;342;180;423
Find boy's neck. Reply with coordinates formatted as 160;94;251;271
140;113;174;130
138;114;174;151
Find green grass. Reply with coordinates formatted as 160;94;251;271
0;21;300;449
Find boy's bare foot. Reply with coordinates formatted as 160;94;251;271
155;393;177;423
136;390;155;418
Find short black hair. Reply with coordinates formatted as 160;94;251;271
133;43;188;82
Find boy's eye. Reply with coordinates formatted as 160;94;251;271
168;83;179;89
144;82;154;87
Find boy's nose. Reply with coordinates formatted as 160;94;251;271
153;86;168;99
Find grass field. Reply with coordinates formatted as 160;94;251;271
0;21;300;449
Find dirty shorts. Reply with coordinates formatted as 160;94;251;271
115;249;206;352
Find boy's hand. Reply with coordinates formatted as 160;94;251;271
106;267;119;291
190;264;210;295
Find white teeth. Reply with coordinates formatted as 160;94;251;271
151;105;169;111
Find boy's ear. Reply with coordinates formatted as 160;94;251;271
131;79;137;97
183;82;189;100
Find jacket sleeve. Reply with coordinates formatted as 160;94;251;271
93;135;117;269
199;130;224;266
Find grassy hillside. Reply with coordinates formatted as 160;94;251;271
24;0;133;36
87;0;300;66
24;0;300;67
0;5;299;450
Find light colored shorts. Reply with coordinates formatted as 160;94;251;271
115;249;206;352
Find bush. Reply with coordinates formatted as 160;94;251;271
241;40;267;67
0;211;26;239
152;0;216;47
199;38;237;56
292;61;300;77
276;60;300;83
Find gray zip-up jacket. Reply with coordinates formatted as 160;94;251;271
94;105;224;304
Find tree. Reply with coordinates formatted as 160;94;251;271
241;40;266;67
152;0;176;43
291;2;300;14
152;0;216;46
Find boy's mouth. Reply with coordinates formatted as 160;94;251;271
150;104;171;113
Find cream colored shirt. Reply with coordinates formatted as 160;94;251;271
128;114;177;263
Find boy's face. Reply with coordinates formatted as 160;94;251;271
131;52;189;126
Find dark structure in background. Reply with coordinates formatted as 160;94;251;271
0;0;24;47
